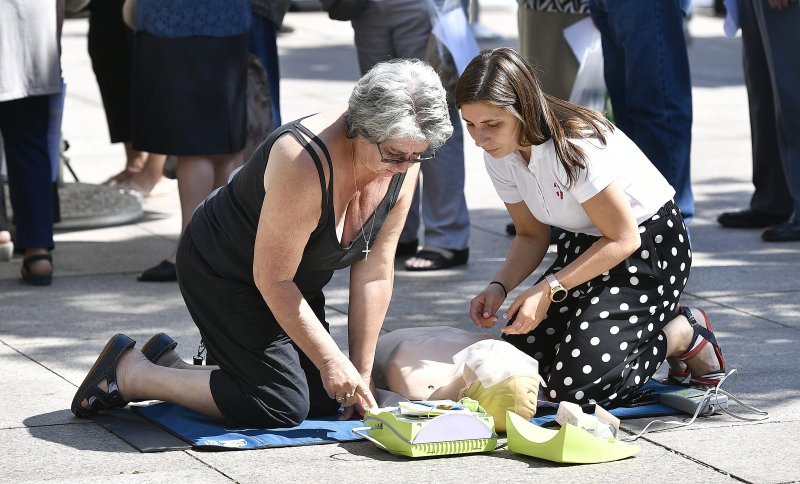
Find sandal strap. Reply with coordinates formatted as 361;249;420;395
77;335;135;414
23;253;52;267
141;333;178;364
678;306;719;362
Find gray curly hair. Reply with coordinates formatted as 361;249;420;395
345;59;453;150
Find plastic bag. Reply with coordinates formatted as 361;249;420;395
567;20;606;112
426;0;479;76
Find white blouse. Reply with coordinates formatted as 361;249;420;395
485;127;675;236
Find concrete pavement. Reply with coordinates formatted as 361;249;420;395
1;4;799;483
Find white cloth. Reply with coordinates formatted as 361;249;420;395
452;339;540;389
485;127;674;236
0;0;61;102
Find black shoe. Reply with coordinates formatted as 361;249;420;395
405;247;469;271
717;209;789;228
395;239;419;257
762;220;800;242
138;260;177;282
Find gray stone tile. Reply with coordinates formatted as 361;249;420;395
0;425;222;482
0;344;86;428
192;439;733;483
634;421;800;483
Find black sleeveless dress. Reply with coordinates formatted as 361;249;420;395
176;119;406;427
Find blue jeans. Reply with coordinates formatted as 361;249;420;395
249;15;281;127
589;0;694;222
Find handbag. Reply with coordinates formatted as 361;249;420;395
320;0;367;21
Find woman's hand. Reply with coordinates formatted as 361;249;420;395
501;282;551;335
470;283;507;328
338;375;378;420
320;355;378;415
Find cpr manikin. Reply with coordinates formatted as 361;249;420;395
372;326;541;431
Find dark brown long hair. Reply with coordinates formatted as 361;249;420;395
455;47;613;187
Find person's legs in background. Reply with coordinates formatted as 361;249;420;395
752;0;800;241
590;0;694;223
517;8;587;101
352;0;470;270
717;0;792;229
132;27;248;281
0;157;12;262
249;13;282;128
88;0;166;195
403;106;470;270
0;95;55;285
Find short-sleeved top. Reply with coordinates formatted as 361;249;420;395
0;0;60;102
485;127;675;236
188;119;407;297
136;0;251;38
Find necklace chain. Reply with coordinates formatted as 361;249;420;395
351;156;377;259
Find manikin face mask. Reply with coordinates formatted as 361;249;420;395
461;374;540;432
452;339;542;432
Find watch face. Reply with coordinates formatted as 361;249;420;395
551;288;567;303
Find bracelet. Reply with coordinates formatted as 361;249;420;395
489;281;508;298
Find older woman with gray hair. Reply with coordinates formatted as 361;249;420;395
71;59;452;427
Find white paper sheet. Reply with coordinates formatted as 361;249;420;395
431;7;479;75
563;16;599;62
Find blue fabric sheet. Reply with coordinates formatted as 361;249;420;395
132;403;364;450
530;380;683;426
133;380;684;450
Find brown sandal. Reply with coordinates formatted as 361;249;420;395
677;306;727;388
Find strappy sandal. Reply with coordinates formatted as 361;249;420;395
21;253;53;286
405;248;469;271
140;333;177;364
71;334;136;418
663;363;691;386
677;306;726;389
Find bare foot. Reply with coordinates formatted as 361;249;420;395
80;347;148;410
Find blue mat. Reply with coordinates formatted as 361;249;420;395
132;380;682;450
531;380;682;426
132;404;364;450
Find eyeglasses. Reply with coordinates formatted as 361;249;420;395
377;143;435;164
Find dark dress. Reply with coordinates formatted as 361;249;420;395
176;120;406;427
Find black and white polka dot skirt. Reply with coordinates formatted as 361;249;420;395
503;200;691;408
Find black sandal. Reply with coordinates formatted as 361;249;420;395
140;333;178;364
71;334;136;418
21;253;53;286
405;248;469;271
395;239;419;257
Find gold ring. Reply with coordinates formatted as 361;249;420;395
335;395;345;403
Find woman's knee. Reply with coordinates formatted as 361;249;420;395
544;367;604;403
245;393;310;428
